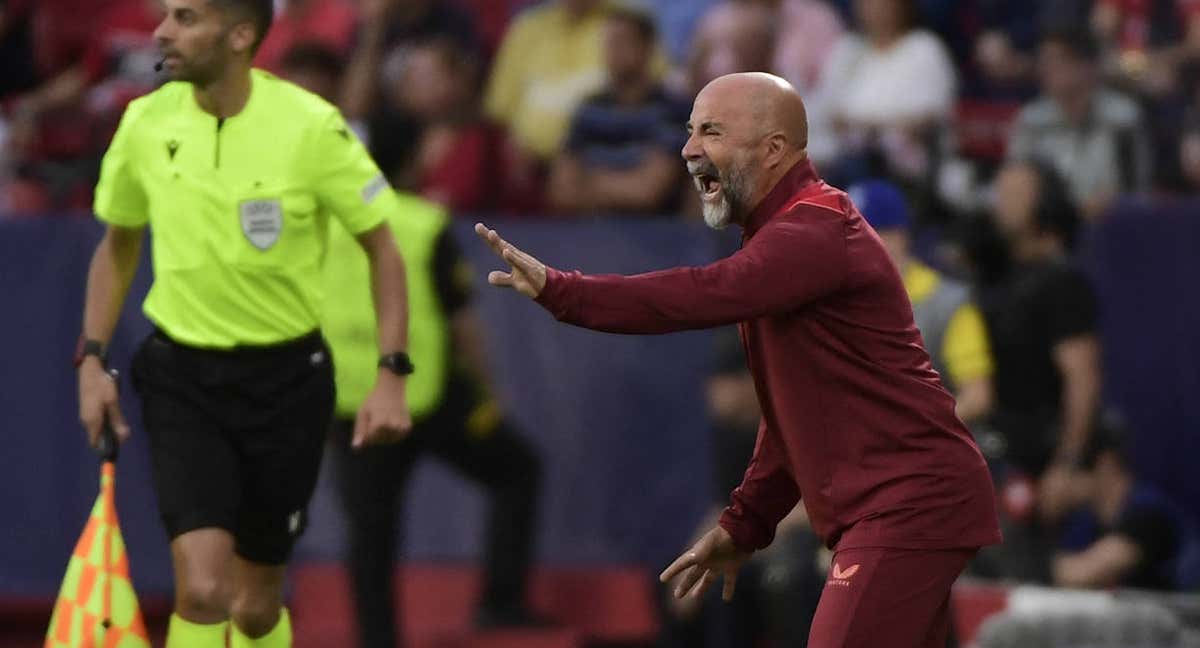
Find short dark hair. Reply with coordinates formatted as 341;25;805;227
1011;157;1081;249
606;5;658;43
279;42;345;80
212;0;274;52
1080;412;1131;471
1040;26;1100;63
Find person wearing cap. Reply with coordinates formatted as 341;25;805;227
849;179;995;425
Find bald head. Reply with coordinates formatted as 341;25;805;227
683;73;810;229
695;72;808;152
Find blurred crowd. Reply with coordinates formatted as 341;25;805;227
6;0;1200;219
3;0;1198;643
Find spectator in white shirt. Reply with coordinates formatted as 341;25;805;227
818;0;958;181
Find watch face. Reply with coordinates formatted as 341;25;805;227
380;353;413;374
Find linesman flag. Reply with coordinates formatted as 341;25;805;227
46;379;149;648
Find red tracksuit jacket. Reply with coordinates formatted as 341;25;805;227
535;159;1002;553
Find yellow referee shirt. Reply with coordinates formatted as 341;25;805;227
94;69;397;348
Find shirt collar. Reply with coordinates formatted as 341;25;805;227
742;157;821;237
186;68;262;122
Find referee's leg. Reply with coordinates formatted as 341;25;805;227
132;333;241;646
226;336;336;644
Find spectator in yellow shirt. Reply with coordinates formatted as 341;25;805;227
850;179;995;424
484;0;611;160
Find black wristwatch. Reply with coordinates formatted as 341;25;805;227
377;351;415;376
73;337;106;368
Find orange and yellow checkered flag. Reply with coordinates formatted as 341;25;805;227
45;460;150;648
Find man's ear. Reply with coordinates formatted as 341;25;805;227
228;21;257;57
763;132;788;169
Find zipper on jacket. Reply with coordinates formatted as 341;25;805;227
214;117;225;168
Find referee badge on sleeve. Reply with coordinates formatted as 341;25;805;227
239;199;283;250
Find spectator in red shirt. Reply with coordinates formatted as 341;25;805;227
379;37;537;213
253;0;357;74
1091;0;1200;94
276;41;345;103
476;72;1000;647
0;0;39;99
338;0;479;122
6;0;160;209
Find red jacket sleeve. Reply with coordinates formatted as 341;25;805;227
534;213;848;334
718;419;801;552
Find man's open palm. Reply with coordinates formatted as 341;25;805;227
474;223;547;298
659;526;750;602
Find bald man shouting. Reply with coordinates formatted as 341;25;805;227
475;72;1000;647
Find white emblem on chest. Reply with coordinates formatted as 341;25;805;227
239;199;283;250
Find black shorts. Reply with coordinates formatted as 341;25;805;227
130;329;334;565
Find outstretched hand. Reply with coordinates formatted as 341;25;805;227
474;223;547;299
659;525;750;603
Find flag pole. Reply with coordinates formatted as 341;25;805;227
96;369;120;637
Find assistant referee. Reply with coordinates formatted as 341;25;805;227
75;1;413;647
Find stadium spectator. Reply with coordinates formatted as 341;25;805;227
684;2;775;94
0;0;38;99
451;0;524;59
646;0;719;64
322;192;547;646
851;178;995;425
678;1;777;214
1178;66;1200;189
769;0;843;93
483;0;610;161
979;160;1102;547
277;42;345;103
339;0;479;122
968;0;1043;99
27;0;94;78
4;0;160;210
379;37;538;213
1054;424;1200;591
253;0;357;74
547;5;689;215
817;0;958;183
1090;0;1200;94
767;0;844;165
1007;28;1151;218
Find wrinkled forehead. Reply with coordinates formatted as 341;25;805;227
688;86;757;136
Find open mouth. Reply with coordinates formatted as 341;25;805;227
693;173;722;202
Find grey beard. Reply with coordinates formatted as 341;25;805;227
703;163;751;230
703;195;733;230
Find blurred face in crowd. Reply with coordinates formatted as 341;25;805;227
692;3;774;90
153;0;259;85
993;163;1042;242
395;43;471;120
855;0;910;42
1039;41;1096;102
1180;131;1200;188
603;16;653;87
281;65;338;102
